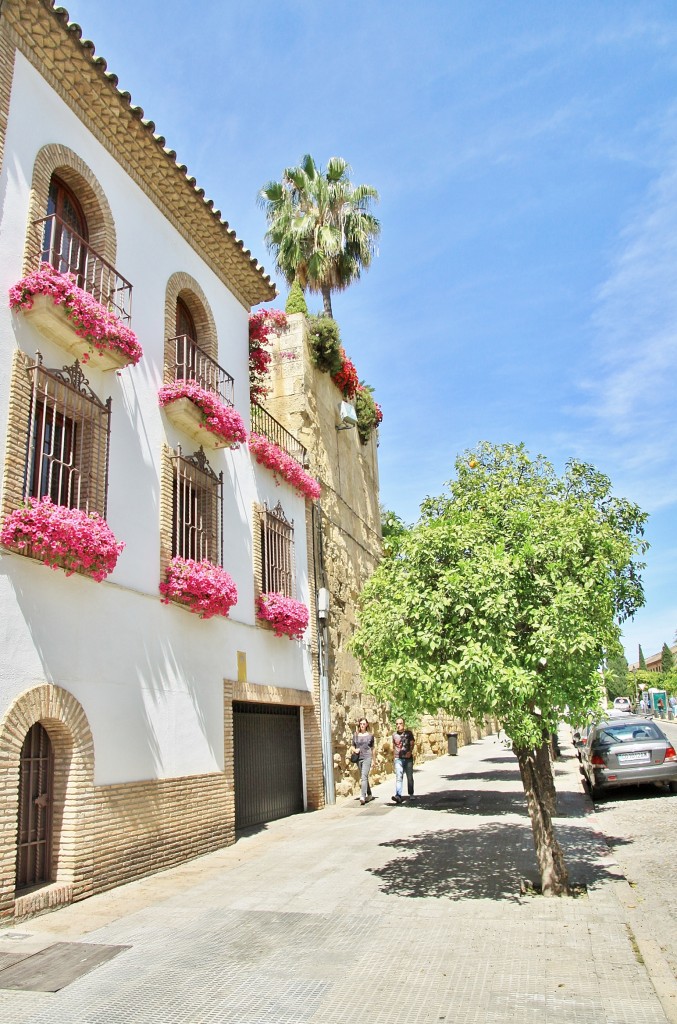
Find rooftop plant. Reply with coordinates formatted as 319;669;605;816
285;280;308;315
307;316;342;375
249;308;287;401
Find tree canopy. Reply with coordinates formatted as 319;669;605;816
353;443;648;893
259;154;380;318
661;643;674;673
354;443;648;746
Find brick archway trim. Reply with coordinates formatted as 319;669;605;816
164;270;219;373
24;142;117;273
0;684;95;917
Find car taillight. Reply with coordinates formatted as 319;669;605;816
665;746;677;762
590;754;605;766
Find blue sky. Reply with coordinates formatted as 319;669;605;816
61;0;677;663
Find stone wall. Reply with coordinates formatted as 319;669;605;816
264;315;495;799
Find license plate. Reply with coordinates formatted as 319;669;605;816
618;751;650;764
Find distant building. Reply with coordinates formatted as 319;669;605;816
629;644;677;673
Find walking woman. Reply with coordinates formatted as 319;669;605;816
351;717;375;805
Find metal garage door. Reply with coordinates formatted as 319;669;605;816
233;702;303;830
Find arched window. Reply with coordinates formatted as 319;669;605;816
172;297;233;405
42;175;89;285
48;175;88;240
176;298;196;343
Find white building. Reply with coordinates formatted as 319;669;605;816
0;0;324;920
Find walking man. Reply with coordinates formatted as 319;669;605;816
392;717;415;803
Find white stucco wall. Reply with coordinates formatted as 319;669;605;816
0;53;312;785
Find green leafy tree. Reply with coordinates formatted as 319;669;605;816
380;507;408;558
639;644;647;669
259;154;380;318
352;443;648;896
661;643;674;673
285;279;308;315
605;653;629;701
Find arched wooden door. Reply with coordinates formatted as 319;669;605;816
16;723;54;891
44;174;89;286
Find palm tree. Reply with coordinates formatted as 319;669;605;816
259;155;380;318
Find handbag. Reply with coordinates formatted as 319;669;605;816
350;733;360;763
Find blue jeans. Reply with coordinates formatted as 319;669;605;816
395;757;414;797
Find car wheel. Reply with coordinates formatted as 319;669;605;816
668;781;677;794
588;780;601;801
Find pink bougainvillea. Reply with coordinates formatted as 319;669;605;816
159;556;238;619
249;308;287;401
9;263;143;366
0;497;124;581
158;380;247;447
331;348;359;400
248;433;321;501
256;591;309;639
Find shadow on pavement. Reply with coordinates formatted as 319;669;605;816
440;769;523;783
411;788;528;816
368;821;631;901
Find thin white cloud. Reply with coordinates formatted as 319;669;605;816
573;122;677;511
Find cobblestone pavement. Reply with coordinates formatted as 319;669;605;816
0;733;673;1024
587;718;677;981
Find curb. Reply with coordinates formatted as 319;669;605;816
576;763;677;1024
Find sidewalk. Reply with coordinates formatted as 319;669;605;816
0;732;673;1023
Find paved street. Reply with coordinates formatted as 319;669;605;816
0;732;673;1024
588;718;677;981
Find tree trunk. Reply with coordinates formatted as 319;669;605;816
321;285;333;318
514;742;569;896
534;737;557;816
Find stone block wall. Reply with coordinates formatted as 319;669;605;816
264;315;495;799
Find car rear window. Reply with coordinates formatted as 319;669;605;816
595;723;663;745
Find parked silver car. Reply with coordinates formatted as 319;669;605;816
581;714;677;799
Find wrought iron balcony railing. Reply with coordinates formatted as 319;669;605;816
250;401;307;467
171;335;235;407
34;214;133;324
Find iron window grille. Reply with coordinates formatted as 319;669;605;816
170;334;235;407
260;501;295;598
250;401;307;467
34;213;133;324
24;353;112;516
171;446;223;564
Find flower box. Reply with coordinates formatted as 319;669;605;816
160;557;238;619
0;498;124;582
9;264;142;370
256;592;309;640
22;294;131;371
159;382;247;450
162;396;229;450
249;433;321;501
